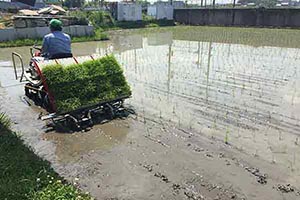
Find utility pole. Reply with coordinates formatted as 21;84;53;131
233;0;236;8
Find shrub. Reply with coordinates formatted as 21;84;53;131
69;10;90;25
88;11;115;29
42;55;131;113
142;13;155;22
146;23;159;28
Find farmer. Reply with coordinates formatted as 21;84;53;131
41;19;73;59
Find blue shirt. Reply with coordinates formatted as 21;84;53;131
42;31;72;58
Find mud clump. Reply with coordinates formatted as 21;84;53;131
105;198;120;200
275;184;296;193
194;147;205;152
205;153;213;158
144;135;170;148
184;190;205;200
172;183;181;190
172;183;181;194
244;166;267;184
142;164;153;172
154;172;170;183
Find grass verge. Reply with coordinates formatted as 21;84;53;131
114;19;174;29
0;112;92;200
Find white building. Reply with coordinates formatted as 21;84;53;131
117;2;142;21
147;2;174;20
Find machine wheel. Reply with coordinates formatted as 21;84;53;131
65;115;80;131
42;94;51;111
105;103;115;120
24;64;43;87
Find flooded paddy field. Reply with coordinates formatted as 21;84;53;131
1;26;300;200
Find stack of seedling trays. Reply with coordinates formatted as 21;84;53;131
40;55;132;131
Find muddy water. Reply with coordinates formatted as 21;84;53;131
1;26;300;199
112;28;300;178
43;121;130;163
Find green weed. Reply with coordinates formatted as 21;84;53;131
0;128;91;200
30;179;91;200
0;112;11;132
89;11;116;29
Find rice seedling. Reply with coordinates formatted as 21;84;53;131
278;131;283;141
213;118;217;130
272;154;276;164
42;55;131;113
225;129;229;144
254;149;258;157
288;160;295;172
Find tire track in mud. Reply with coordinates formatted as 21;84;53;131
126;116;246;199
140;161;244;200
131;114;300;199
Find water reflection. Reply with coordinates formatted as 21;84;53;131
110;30;300;173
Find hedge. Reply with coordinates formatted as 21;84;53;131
42;55;131;113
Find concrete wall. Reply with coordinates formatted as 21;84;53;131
147;4;174;20
117;3;142;21
0;25;94;42
174;8;300;28
0;1;15;10
0;1;45;9
157;4;173;20
147;5;156;17
172;1;185;9
0;1;33;10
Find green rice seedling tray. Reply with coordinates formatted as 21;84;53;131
42;55;131;114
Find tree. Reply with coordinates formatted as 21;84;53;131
63;0;86;8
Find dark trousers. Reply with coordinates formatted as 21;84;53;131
50;53;73;59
